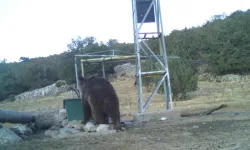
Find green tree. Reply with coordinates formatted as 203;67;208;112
0;59;7;63
107;39;118;48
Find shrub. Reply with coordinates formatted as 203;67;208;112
141;58;198;101
55;80;66;87
166;59;198;100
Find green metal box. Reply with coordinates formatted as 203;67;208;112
63;99;84;122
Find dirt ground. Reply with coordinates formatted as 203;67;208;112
1;78;250;150
1;112;250;150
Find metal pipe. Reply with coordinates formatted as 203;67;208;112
154;0;169;111
141;70;165;75
75;54;119;57
74;57;79;89
0;109;35;124
141;44;159;72
138;32;160;34
84;49;117;55
101;61;105;78
83;49;134;56
80;55;136;62
80;55;179;63
142;72;168;112
132;0;143;114
80;59;136;64
158;0;173;110
140;44;149;56
140;40;166;70
81;61;85;77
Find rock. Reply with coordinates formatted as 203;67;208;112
83;122;96;132
59;109;67;120
50;124;61;130
34;109;61;130
121;121;133;128
96;124;110;132
114;63;136;80
198;73;217;82
57;128;81;138
141;137;147;141
0;128;22;145
66;120;81;127
198;73;246;83
192;125;199;129
220;74;241;82
59;128;79;134
62;119;68;127
65;120;84;131
26;123;36;132
65;122;73;128
44;129;59;138
73;124;84;131
9;125;33;136
159;117;168;121
55;80;66;87
54;109;67;125
19;135;30;140
182;132;193;136
88;130;117;135
45;127;85;139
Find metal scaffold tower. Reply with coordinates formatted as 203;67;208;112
131;0;173;113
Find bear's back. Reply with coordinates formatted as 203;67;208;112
83;77;117;97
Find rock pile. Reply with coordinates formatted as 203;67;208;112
45;120;115;139
44;109;118;139
198;73;250;82
14;80;74;101
0;108;126;145
0;124;34;145
113;63;136;80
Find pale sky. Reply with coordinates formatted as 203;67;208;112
0;0;249;62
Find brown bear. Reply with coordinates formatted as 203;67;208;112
78;75;121;130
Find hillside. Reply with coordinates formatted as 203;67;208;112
165;9;250;74
1;9;250;101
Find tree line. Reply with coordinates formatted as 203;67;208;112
0;9;249;101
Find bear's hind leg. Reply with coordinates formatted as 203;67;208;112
82;102;92;124
102;112;109;124
91;107;109;125
109;109;121;130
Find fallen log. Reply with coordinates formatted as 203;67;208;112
180;104;228;117
0;109;35;124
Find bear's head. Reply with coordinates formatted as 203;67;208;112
78;75;88;87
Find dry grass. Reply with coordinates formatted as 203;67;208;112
174;80;250;114
1;78;250;118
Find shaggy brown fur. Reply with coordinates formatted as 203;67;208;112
78;75;121;130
